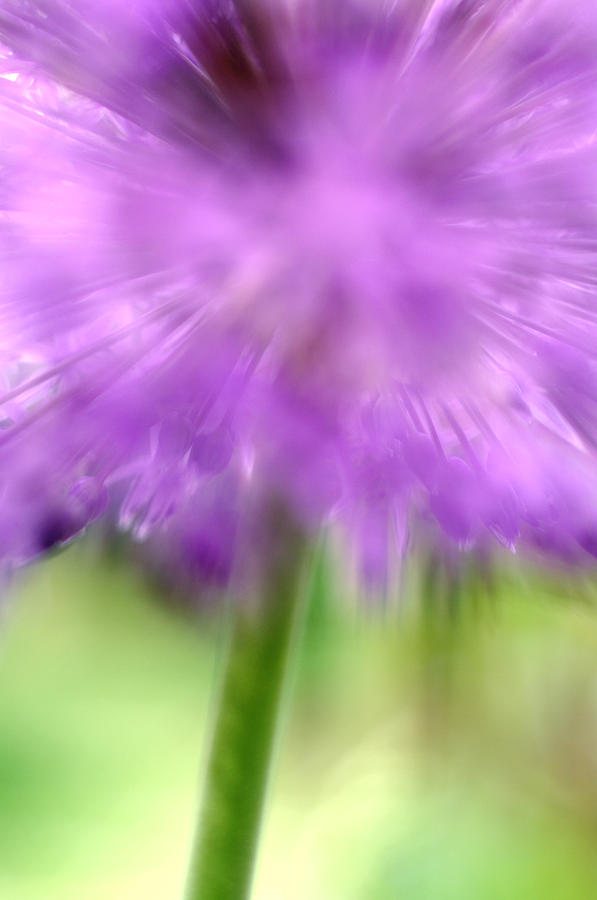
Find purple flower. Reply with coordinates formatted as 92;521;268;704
2;0;597;585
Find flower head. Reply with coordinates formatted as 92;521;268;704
2;0;597;586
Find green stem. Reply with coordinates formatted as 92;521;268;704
184;520;309;900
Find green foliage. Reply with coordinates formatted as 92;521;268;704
1;544;597;899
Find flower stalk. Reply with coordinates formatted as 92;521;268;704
185;519;309;900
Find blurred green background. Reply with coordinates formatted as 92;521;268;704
1;540;597;899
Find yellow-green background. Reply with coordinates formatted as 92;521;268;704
1;541;597;898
